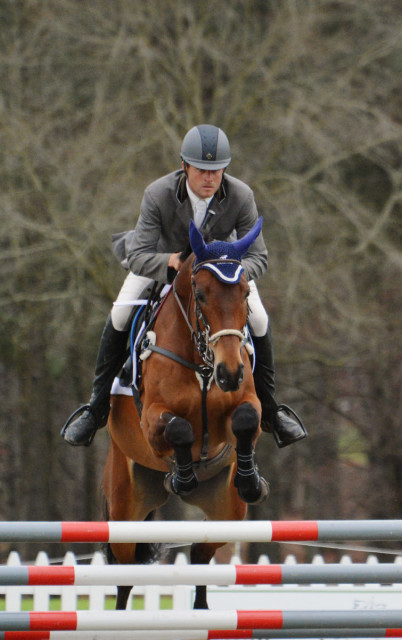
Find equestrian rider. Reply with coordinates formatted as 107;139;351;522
62;124;307;448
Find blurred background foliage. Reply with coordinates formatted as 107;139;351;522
0;0;400;561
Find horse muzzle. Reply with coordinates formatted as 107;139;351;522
215;361;244;392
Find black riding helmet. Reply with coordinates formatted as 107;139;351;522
181;124;231;171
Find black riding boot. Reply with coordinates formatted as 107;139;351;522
252;328;307;448
61;315;129;446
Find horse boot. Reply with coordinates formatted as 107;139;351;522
252;328;307;448
61;314;129;446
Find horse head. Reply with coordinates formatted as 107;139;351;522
189;217;263;391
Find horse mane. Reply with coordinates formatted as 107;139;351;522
179;244;193;263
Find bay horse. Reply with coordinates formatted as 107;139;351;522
103;217;269;610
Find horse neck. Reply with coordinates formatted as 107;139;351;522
156;257;195;346
173;255;194;307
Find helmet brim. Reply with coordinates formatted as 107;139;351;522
182;156;231;171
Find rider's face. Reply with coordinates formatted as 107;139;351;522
183;162;224;200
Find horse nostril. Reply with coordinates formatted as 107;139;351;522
216;362;244;391
217;363;227;386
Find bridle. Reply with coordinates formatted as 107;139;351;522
173;259;251;369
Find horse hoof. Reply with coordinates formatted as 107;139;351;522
234;472;270;505
247;476;270;505
164;472;198;496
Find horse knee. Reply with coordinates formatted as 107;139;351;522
231;403;259;444
165;415;195;448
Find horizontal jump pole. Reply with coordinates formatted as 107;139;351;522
1;520;402;543
1;610;402;631
1;563;401;586
1;630;402;640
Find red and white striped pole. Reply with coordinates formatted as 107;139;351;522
1;629;402;640
0;520;402;543
1;563;401;586
1;610;402;632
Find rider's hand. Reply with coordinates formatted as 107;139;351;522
168;252;183;272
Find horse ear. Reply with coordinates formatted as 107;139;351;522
189;219;208;262
231;217;263;258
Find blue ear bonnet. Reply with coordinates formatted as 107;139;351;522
189;217;263;284
192;239;245;283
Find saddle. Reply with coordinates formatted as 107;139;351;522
118;283;171;414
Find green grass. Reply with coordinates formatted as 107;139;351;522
0;594;173;611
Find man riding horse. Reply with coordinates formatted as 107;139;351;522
62;124;307;449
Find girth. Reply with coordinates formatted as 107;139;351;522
166;442;233;486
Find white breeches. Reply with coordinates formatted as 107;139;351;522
111;272;268;337
247;279;269;337
111;273;154;331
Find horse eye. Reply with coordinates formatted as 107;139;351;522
195;290;206;304
245;288;250;299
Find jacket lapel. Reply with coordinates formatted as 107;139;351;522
175;198;193;232
204;199;225;232
203;178;227;233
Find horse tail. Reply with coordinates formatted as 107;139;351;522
102;497;165;565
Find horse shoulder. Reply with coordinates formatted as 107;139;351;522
108;395;169;472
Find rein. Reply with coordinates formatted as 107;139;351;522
143;261;251;463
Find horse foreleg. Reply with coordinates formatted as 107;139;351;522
183;467;248;610
232;403;270;504
164;414;198;496
116;586;132;610
190;541;223;609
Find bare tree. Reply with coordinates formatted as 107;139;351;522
0;1;400;551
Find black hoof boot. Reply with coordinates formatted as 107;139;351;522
234;461;270;505
164;470;198;496
164;416;198;496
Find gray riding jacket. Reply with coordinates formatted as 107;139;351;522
114;170;268;284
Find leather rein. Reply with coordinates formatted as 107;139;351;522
143;259;251;462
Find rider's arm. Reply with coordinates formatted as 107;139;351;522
125;188;178;283
234;189;268;282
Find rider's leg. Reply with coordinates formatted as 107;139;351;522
248;281;307;448
62;273;153;446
